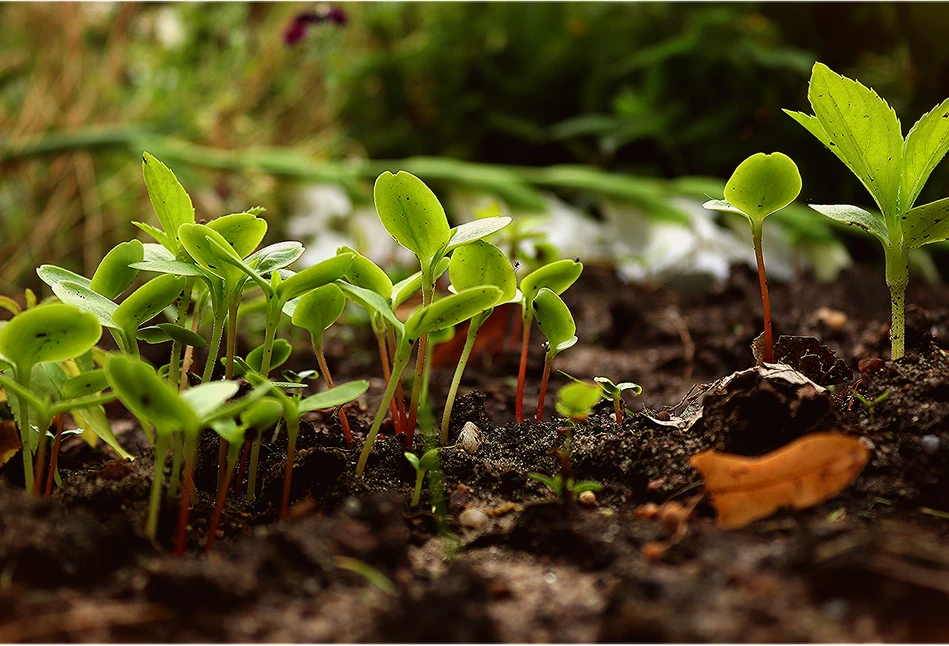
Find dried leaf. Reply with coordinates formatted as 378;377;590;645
690;432;869;529
0;419;21;467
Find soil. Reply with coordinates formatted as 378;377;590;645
6;263;949;642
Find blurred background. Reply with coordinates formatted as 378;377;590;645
3;2;949;296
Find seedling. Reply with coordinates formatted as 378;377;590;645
404;448;439;507
514;258;583;423
853;390;890;419
374;171;510;441
531;288;578;422
0;304;104;490
786;62;949;359
527;473;603;498
593;377;642;424
441;240;518;444
555;380;604;424
703;152;802;363
420;324;455;407
288;283;355;446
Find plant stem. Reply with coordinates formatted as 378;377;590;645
441;313;485;445
356;350;411;478
167;433;183;500
247;434;262;502
174;434;198;556
31;422;48;497
751;226;773;364
388;327;408;435
206;452;237;551
17;369;34;491
376;328;402;436
314;340;354;447
405;279;435;446
225;297;241;380
885;248;909;360
44;413;65;498
168;277;194;386
613;395;623;425
410;469;425;507
201;311;226;383
234;439;251;496
279;415;300;520
515;318;532;423
146;432;170;543
536;352;554;423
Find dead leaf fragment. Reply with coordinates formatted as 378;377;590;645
0;419;21;467
690;432;869;530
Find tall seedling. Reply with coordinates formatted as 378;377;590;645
786;62;949;359
703;152;802;363
532;288;578;422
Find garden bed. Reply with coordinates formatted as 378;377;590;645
4;263;949;642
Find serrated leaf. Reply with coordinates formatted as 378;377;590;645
405;287;502;341
445;216;512;252
902;97;949;209
809;204;890;247
374;171;451;264
298;379;370;414
807;62;903;217
0;304;102;371
449;240;517;303
142;152;195;253
113;274;185;334
133;221;173;252
90;240;145;300
903;197;949;249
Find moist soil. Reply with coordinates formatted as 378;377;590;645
6;264;949;642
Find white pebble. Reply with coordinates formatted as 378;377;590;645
459;508;489;530
578;490;597;506
458;421;482;454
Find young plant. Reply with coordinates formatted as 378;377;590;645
514;258;583;423
0;304;103;490
528;472;603;499
288;284;355;446
555;380;605;424
441;240;518;444
703;152;802;363
785;62;949;359
531;288;578;423
593;377;642;424
404;448;439;507
373;170;511;441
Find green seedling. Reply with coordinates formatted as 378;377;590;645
0;287;39;316
527;472;603;498
515;258;583;423
353;285;503;478
441;240;518;444
531;288;578;423
593;377;642;424
0;304;103;490
288;284;356;446
703;152;802;363
853;390;890;419
786;62;949;359
404;448;439;507
205;397;283;550
374;171;510;441
555;380;604;424
105;356;266;551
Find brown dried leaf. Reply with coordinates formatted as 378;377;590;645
690;432;869;530
0;419;21;468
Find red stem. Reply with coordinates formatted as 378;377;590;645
515;322;531;423
234;439;251;496
44;414;65;498
174;446;196;557
216;437;227;491
614;397;623;425
205;465;234;552
279;434;297;521
377;331;402;436
535;353;553;423
315;343;353;447
388;327;408;435
753;230;773;363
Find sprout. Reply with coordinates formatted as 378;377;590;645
531;288;578;423
593;377;642;425
786;62;949;359
514;259;583;423
404;448;439;507
555;380;604;424
703;152;801;363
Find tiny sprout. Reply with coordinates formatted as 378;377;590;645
852;389;890;419
593;377;642;425
404;448;439;507
527;473;603;498
704;152;802;363
555;380;603;424
531;288;578;423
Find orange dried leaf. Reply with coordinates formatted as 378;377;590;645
690;433;869;530
0;419;21;468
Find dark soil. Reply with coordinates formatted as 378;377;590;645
6;263;949;642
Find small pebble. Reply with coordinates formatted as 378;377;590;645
458;421;481;454
459;508;489;530
921;434;940;455
578;490;597;506
815;306;848;330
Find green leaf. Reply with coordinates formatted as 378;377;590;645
449;241;517;303
142;152;195;254
555;380;602;419
90;240;145;299
701;199;748;217
373;171;451;264
807;62;903;217
247;241;305;275
404;452;420;471
141;243;175;262
291;284;346;336
445;217;512;252
0;304;102;371
113;274;185;334
46;281;119;330
809;204;889;248
569;480;603;494
298;379;370;414
404;286;503;341
70;403;133;461
130;260;210;279
903;197;949;249
37;264;92;290
277;253;354;303
721;152;802;224
532;288;577;354
903;97;949;209
63;369;110;399
336;281;404;335
206;212;268;259
180;381;240;421
418;448;440;471
246;339;292;373
210;417;245;447
179;223;246;284
136;323;208;348
520;259;583;313
105;355;197;433
339;246;393;299
133;221;172;252
240;397;284;431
